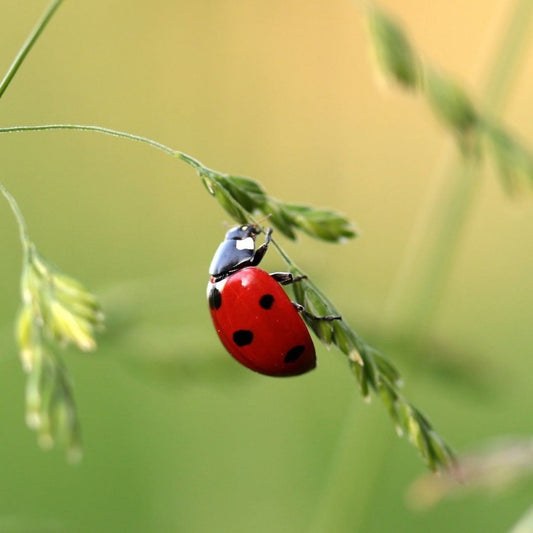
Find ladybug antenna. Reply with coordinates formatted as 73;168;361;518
253;214;272;233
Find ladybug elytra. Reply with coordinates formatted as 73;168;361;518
207;224;340;377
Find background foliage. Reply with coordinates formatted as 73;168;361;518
1;0;533;531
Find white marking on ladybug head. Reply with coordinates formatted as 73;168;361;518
216;278;227;290
236;237;254;251
207;278;227;298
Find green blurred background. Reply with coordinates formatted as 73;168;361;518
1;0;533;531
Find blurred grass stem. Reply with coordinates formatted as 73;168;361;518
310;2;533;531
0;0;63;100
307;398;393;533
383;0;533;341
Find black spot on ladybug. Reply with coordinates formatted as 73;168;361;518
259;294;274;309
284;345;305;363
233;329;254;346
208;286;222;310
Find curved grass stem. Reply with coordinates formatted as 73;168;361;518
0;123;227;178
0;121;454;470
0;182;31;252
0;124;177;156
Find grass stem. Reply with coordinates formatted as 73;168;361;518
0;124;177;156
0;0;63;99
0;182;31;251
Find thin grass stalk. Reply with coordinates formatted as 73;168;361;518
0;124;177;156
0;0;63;99
0;182;31;250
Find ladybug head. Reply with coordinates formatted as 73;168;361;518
224;224;261;241
209;224;265;279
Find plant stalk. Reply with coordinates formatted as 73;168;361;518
0;182;31;252
0;0;63;99
0;124;177;156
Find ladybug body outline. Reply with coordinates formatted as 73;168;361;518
207;224;339;377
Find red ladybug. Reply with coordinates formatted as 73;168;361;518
207;224;339;377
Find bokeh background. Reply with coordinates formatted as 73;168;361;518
1;0;533;531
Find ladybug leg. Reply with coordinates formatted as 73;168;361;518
293;302;341;321
249;227;273;267
270;272;308;286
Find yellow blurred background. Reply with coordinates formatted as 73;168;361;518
1;0;532;531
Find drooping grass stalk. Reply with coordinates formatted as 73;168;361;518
0;182;31;251
1;180;102;461
382;0;533;341
0;122;454;470
0;0;453;468
0;124;217;174
0;0;63;99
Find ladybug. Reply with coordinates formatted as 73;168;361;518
207;224;340;377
